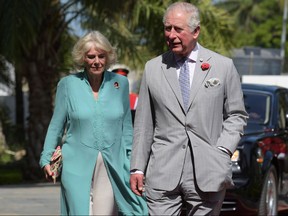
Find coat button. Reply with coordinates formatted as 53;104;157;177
182;145;186;149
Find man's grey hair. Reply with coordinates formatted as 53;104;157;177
163;2;200;31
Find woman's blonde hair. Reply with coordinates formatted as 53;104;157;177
72;31;117;70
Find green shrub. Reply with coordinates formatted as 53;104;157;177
0;167;23;185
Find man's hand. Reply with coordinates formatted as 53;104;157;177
130;173;145;196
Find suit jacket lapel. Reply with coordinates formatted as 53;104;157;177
188;45;211;108
161;52;184;110
161;47;213;113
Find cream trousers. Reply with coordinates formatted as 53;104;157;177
89;152;118;215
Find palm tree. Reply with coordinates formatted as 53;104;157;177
0;56;12;152
215;0;284;48
0;0;76;179
196;0;235;55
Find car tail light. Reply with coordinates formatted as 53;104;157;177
258;137;286;155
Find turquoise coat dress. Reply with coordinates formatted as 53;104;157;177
39;70;148;215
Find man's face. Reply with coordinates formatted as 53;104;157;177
164;9;199;57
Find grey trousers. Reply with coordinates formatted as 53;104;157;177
145;146;226;216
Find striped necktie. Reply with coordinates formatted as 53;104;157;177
179;58;190;112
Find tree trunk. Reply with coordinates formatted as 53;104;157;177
15;65;25;143
20;0;66;180
0;120;7;153
22;60;55;180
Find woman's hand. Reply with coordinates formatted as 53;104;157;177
43;164;53;181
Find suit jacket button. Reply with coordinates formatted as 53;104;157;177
182;145;186;149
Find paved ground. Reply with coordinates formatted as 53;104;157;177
0;182;288;216
0;182;60;215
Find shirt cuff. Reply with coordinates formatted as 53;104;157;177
130;169;144;174
217;146;232;157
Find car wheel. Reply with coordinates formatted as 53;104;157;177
258;165;278;216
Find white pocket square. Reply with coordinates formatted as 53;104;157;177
204;78;220;88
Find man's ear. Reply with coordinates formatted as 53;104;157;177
193;26;200;38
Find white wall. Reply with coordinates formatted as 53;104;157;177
242;75;288;89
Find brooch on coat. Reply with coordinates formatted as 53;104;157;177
114;82;119;89
201;63;210;71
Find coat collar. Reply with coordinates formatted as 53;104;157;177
81;69;111;86
189;44;212;106
161;51;183;110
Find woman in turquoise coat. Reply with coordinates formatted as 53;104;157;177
39;31;148;215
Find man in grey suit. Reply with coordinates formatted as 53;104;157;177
130;2;248;215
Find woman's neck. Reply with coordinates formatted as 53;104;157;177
87;72;104;98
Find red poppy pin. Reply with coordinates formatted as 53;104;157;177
114;82;119;89
201;63;210;71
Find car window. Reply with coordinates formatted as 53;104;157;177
243;91;271;124
278;91;288;128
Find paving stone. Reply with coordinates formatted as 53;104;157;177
0;182;60;215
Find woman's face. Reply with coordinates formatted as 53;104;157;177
84;47;107;76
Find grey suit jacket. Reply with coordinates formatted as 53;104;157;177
131;44;248;192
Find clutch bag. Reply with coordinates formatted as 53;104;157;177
50;146;62;184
